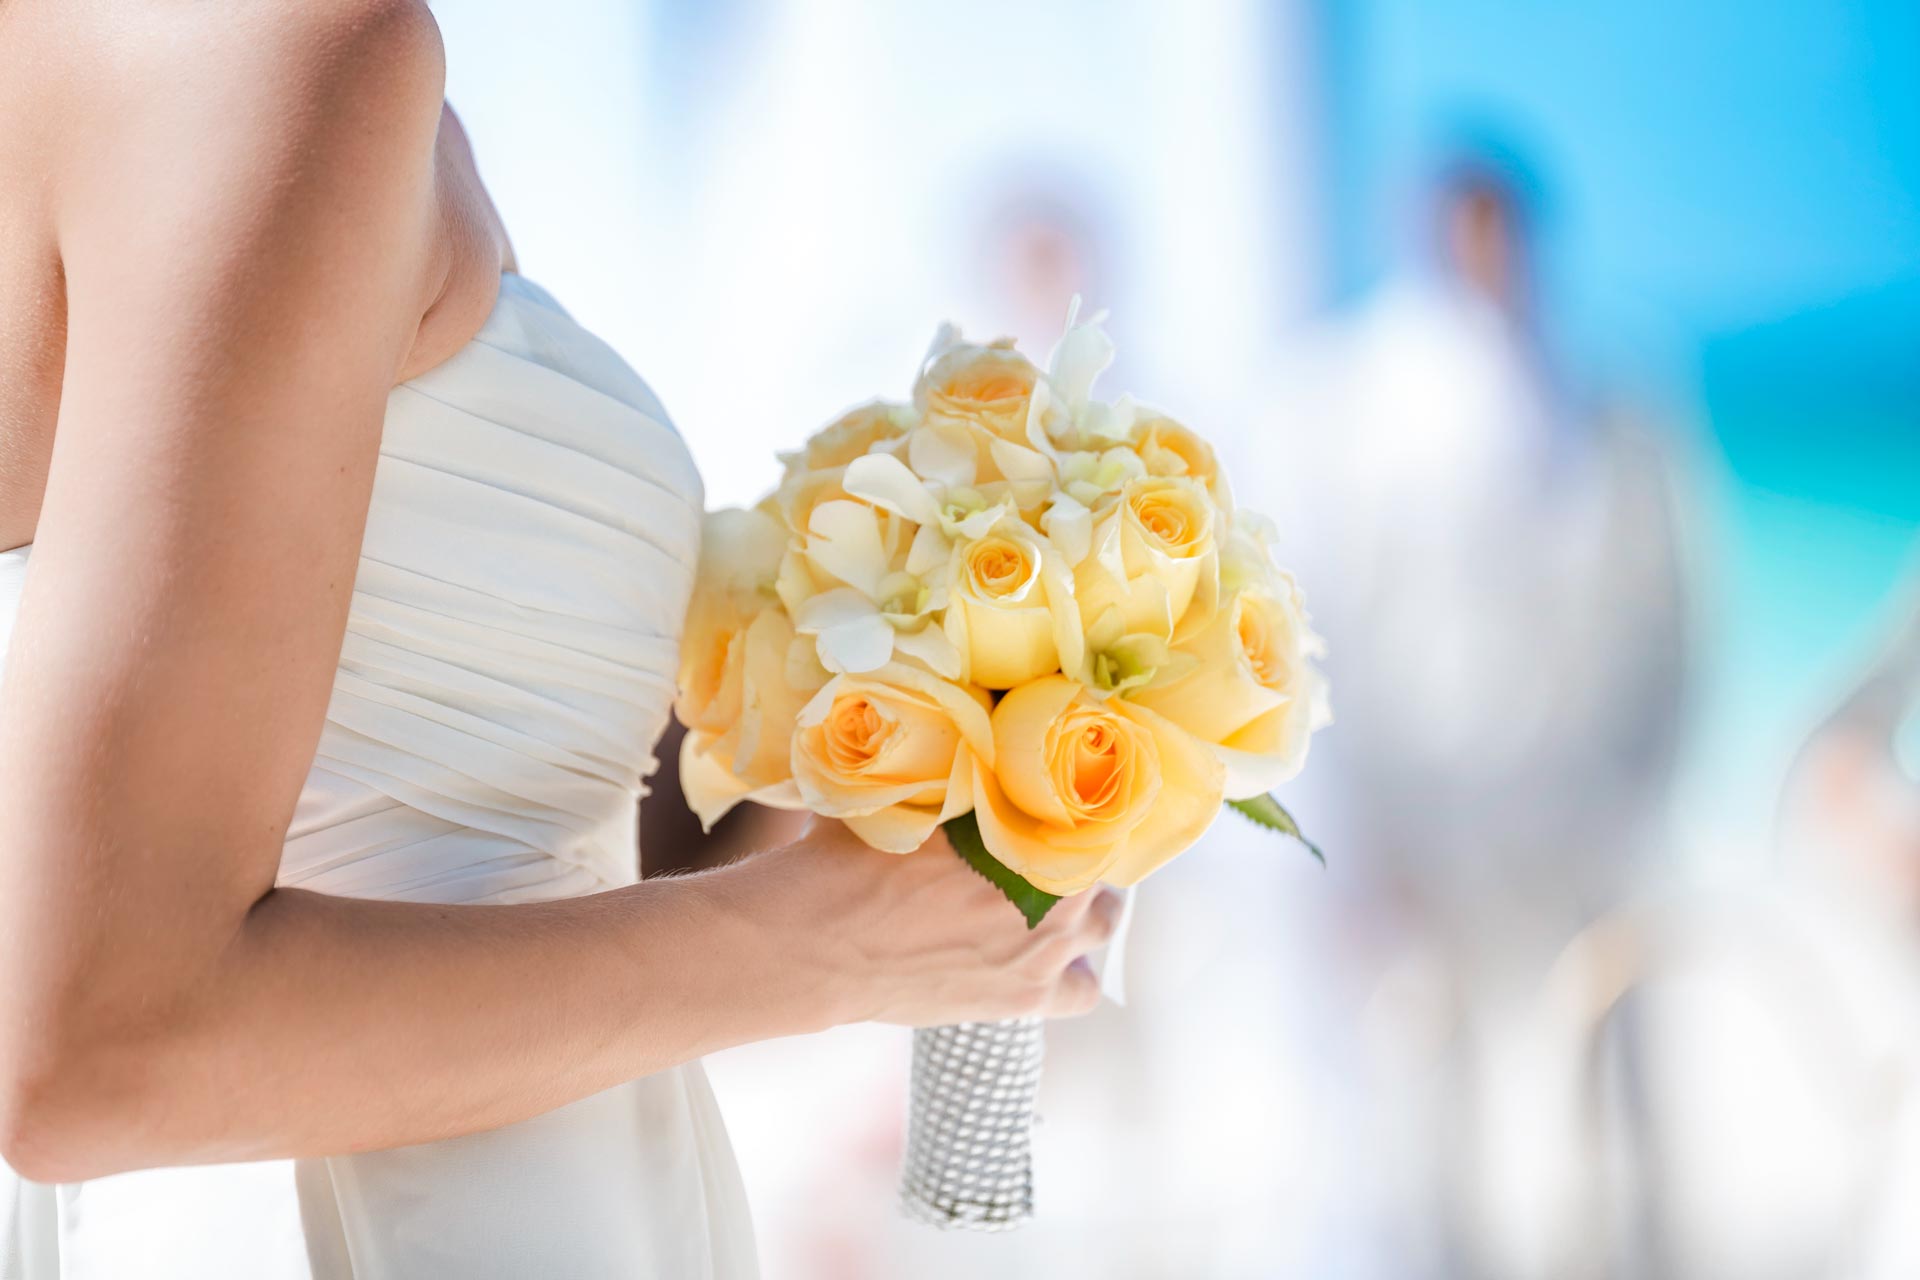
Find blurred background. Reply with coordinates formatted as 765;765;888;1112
439;2;1920;1276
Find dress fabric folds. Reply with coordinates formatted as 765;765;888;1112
0;274;757;1279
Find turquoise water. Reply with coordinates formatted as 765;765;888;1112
1681;310;1920;848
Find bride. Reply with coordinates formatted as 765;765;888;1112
0;3;1119;1275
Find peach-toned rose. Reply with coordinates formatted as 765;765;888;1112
790;663;993;852
971;676;1224;894
1129;579;1328;799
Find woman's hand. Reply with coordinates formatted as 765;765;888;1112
724;818;1125;1029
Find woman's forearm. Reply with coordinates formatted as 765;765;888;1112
3;850;837;1183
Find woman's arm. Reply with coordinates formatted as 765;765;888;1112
0;2;1113;1185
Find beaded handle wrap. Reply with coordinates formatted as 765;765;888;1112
899;1017;1045;1230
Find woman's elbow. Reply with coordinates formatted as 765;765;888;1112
1;1065;91;1183
0;1031;165;1184
0;1089;79;1184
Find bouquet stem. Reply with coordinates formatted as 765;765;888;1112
899;1017;1045;1230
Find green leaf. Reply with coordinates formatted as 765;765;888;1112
1226;794;1326;867
942;810;1061;930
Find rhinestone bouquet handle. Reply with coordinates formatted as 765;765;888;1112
899;1016;1045;1230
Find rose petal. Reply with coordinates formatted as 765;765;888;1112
988;676;1084;827
843;804;943;854
953;595;1058;689
1099;702;1226;886
872;661;996;766
971;754;1124;896
726;610;811;786
679;731;807;830
678;729;754;830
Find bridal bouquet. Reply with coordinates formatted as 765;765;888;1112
676;303;1327;1226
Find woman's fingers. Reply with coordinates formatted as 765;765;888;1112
1045;957;1102;1019
1082;888;1124;950
1035;887;1122;957
1019;889;1123;1019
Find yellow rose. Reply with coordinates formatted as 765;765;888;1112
791;663;994;853
677;607;819;827
943;520;1084;690
913;341;1055;509
971;675;1224;894
780;400;911;480
765;461;853;540
916;341;1039;443
1133;413;1229;507
676;509;817;826
677;509;783;731
1129;579;1329;799
1074;475;1220;641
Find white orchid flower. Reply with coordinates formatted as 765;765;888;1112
1047;296;1113;413
1027;297;1136;454
1057;445;1148;508
1033;447;1148;570
843;449;1018;579
793;496;960;678
791;582;960;678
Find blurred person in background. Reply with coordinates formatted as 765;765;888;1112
1781;562;1920;922
1549;560;1920;1280
1234;145;1694;1277
971;172;1116;361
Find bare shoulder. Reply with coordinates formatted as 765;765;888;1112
7;0;506;371
4;0;438;125
32;0;447;190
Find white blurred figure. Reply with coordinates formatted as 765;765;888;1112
1231;151;1693;1277
1780;566;1920;930
1592;562;1920;1280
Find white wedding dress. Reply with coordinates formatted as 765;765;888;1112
0;274;758;1278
